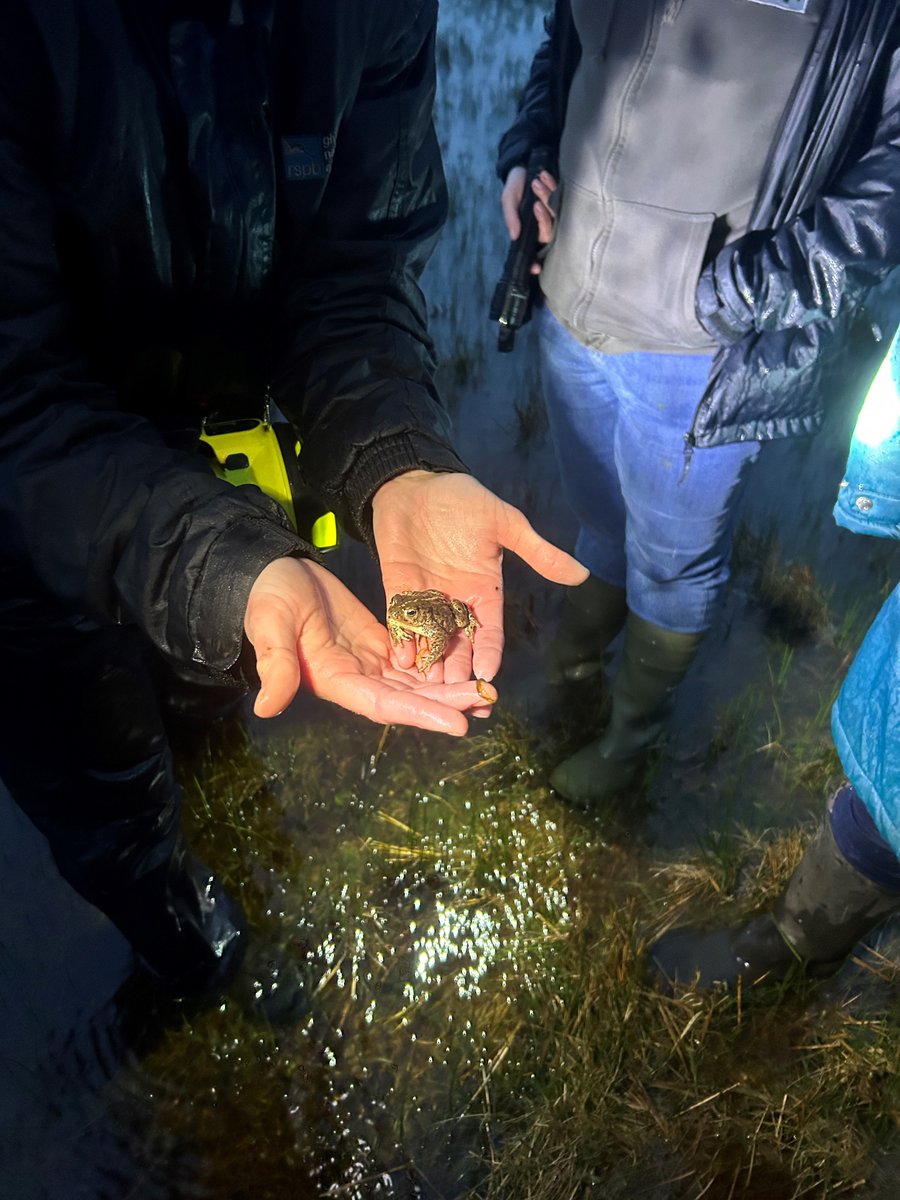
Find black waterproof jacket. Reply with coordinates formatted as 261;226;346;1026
498;0;900;451
0;0;466;682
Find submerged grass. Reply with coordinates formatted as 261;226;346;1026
122;516;895;1199
127;659;900;1199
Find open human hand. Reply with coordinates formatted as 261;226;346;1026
371;470;588;693
244;556;496;733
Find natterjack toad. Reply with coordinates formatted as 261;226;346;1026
386;589;479;674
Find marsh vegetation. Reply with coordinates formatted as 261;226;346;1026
135;539;899;1199
117;4;900;1195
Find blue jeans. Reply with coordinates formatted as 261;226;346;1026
829;783;900;893
537;305;760;633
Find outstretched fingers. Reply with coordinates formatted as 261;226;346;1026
499;504;588;586
371;677;498;735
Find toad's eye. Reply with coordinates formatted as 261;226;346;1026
403;607;419;619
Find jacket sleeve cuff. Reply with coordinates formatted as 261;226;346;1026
497;143;530;184
188;516;320;680
342;432;469;549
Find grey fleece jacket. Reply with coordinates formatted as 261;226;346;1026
543;0;823;354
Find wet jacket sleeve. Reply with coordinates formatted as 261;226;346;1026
696;43;900;343
271;5;467;546
0;26;313;679
496;1;574;183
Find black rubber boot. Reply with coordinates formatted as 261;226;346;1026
648;817;900;990
549;612;704;808
217;929;308;1027
547;575;628;685
113;913;308;1047
0;625;242;981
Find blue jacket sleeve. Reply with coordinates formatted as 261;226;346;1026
833;322;900;538
831;583;900;853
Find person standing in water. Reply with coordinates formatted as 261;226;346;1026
0;0;587;1023
497;0;899;808
649;323;900;990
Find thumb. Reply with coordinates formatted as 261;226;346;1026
245;599;303;718
501;166;526;240
500;504;589;585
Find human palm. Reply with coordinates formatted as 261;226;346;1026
244;556;494;733
372;470;588;685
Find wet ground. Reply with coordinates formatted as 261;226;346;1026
2;2;899;1197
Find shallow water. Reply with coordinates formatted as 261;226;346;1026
2;2;899;1197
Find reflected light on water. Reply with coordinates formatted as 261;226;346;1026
306;792;573;1018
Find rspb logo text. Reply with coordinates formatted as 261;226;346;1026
281;134;336;182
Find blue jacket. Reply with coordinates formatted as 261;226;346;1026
831;326;900;853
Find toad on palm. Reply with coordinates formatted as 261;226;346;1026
386;589;479;675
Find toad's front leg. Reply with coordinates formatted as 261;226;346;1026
388;623;414;647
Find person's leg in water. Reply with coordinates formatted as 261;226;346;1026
649;584;900;990
649;783;900;989
0;589;302;1023
537;306;629;687
538;308;760;809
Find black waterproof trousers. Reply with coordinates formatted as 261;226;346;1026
0;586;245;989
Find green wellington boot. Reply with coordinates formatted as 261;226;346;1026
547;575;628;685
549;612;704;808
648;817;900;991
